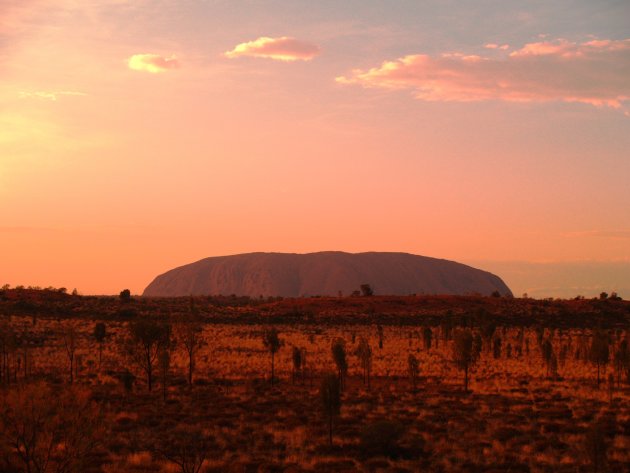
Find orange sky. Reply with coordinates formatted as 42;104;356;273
1;1;629;297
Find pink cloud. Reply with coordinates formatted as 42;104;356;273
337;38;630;109
510;38;630;58
510;39;576;57
484;43;509;50
128;53;179;73
224;36;320;62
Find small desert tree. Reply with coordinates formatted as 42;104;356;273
300;347;310;387
121;370;135;395
452;329;474;392
441;319;453;343
93;322;106;369
613;339;628;386
125;319;171;391
559;343;569;367
377;325;384;349
360;284;374;296
590;331;610;388
354;337;372;388
263;328;281;386
492;336;502;359
549;351;558;379
515;329;524;357
15;330;32;380
320;373;341;446
481;322;496;355
159;346;171;402
607;373;615;403
176;317;203;386
63;324;78;384
471;333;482;362
154;426;214;473
331;338;348;390
119;288;131;302
542;339;554;377
535;326;545;349
422;326;432;351
408;354;420;391
0;323;16;386
292;346;302;384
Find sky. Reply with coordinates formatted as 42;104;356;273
1;0;629;297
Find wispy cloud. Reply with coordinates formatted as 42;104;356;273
337;38;630;110
128;53;179;73
509;38;629;58
565;230;630;240
0;226;58;233
224;36;320;62
18;90;87;101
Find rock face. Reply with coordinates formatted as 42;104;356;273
143;252;512;297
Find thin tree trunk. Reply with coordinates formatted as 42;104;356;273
23;346;28;379
4;352;9;386
596;362;600;388
464;364;468;393
271;352;275;386
146;349;153;391
328;414;333;446
188;351;193;386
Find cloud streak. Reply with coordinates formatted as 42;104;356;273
128;53;179;73
224;36;320;62
18;90;87;101
337;38;630;109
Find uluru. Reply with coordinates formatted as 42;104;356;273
143;251;512;297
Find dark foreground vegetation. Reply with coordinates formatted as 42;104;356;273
0;287;629;472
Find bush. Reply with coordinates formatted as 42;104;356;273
117;308;137;319
583;421;609;472
0;382;103;472
359;420;405;459
119;289;131;302
493;427;521;442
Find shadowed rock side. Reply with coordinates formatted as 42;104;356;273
143;252;512;297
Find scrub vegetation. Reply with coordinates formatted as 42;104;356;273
0;287;629;472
